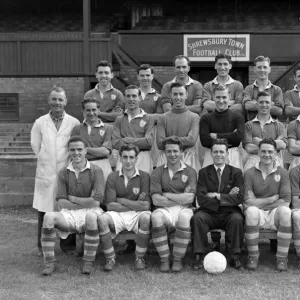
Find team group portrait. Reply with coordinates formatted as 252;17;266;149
1;0;300;299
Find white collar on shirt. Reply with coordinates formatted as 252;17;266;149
164;161;187;179
67;160;91;179
119;168;140;188
83;119;105;135
253;80;273;89
125;108;147;122
212;76;235;85
171;76;194;86
140;88;156;100
214;164;226;176
252;116;274;124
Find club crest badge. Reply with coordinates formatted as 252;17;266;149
111;94;116;100
140;120;147;128
99;130;105;136
133;187;140;195
182;175;188;183
153;96;158;101
274;174;281;182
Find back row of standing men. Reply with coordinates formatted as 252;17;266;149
30;53;300;275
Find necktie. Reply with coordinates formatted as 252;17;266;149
217;168;222;192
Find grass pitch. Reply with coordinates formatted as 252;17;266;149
0;206;299;300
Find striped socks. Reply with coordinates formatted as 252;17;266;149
41;228;56;264
245;225;260;259
100;229;115;259
135;229;150;258
83;229;100;262
277;225;292;259
293;231;300;257
152;226;170;262
173;226;191;261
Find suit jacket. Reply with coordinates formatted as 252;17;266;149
196;164;244;214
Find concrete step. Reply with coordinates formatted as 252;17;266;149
0;128;31;133
0;159;36;177
0;152;35;156
0;147;33;153
0;136;31;142
0;178;35;193
0;193;33;205
0;123;32;129
1;141;31;147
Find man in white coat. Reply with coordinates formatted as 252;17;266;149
31;86;80;256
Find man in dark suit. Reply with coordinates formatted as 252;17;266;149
191;138;245;270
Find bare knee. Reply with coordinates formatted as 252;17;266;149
292;210;300;231
177;210;193;228
244;206;260;226
97;213;111;231
139;213;151;231
276;206;291;226
43;212;58;228
85;211;99;230
151;211;165;227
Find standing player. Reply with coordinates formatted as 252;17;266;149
287;108;300;169
192;139;244;270
202;54;244;114
156;82;200;170
112;85;154;174
71;98;112;182
151;137;197;272
40;136;104;275
84;61;124;123
243;91;287;171
244;138;292;271
31;86;79;256
243;56;283;121
200;85;245;169
161;55;203;114
81;144;151;273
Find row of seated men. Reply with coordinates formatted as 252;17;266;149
40;136;300;276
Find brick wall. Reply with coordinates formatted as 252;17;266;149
0;77;84;123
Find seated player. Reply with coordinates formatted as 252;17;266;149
156;82;200;171
192;139;244;270
112;85;155;174
81;144;151;273
243;91;287;171
200;85;245;170
202;53;244;114
40;136;105;276
244;138;292;271
151;136;197;272
71;98;112;182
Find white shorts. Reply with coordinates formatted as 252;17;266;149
258;208;278;231
155;205;193;229
90;158;112;183
157;147;201;172
57;207;104;239
117;150;153;174
202;146;243;170
106;210;151;238
244;153;283;172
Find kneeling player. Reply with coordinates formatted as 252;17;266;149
151;136;197;272
244;138;291;271
82;144;151;274
41;136;105;275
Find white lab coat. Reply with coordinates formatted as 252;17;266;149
31;113;80;212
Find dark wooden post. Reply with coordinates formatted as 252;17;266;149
83;0;91;92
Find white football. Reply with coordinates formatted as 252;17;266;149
203;251;227;274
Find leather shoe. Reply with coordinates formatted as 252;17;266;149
193;255;204;271
82;261;94;275
135;257;146;270
42;263;55;276
246;257;258;270
104;258;116;271
277;259;288;271
160;260;170;273
172;260;183;272
230;254;244;270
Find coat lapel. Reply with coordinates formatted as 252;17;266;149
219;165;231;192
207;165;219;192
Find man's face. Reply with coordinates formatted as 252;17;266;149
215;58;232;77
125;88;140;110
83;102;99;123
257;96;272;115
120;150;137;171
259;143;276;166
165;144;182;166
254;61;271;80
95;66;113;86
214;90;229;112
174;58;190;79
138;68;154;88
48;91;67;113
68;141;87;164
211;144;228;166
294;70;300;86
171;86;187;109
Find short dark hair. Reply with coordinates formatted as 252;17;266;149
119;144;140;157
258;138;276;149
173;55;190;66
170;82;187;93
95;60;113;72
68;136;87;148
163;136;184;152
212;84;229;96
81;98;99;110
254;56;270;66
211;139;228;152
137;64;154;74
124;85;141;96
257;91;271;100
215;53;232;64
293;65;300;76
49;85;66;99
